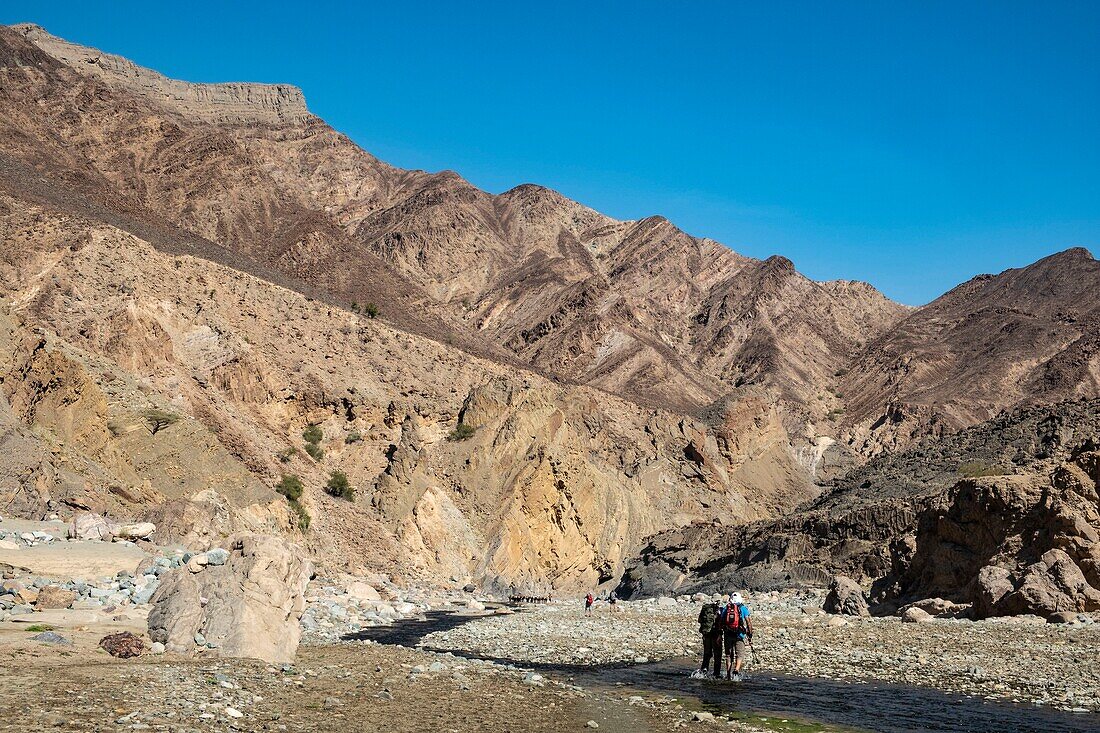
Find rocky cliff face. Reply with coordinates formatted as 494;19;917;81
618;399;1100;600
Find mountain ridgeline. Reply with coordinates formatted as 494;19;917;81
0;23;1098;595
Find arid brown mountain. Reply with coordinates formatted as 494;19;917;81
1;24;1099;594
0;23;906;429
840;248;1100;457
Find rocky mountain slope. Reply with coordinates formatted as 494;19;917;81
0;23;907;433
618;398;1100;610
840;248;1100;457
1;23;1099;595
0;185;814;591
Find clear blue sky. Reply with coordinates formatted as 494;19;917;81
4;1;1098;304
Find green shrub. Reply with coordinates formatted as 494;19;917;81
276;474;304;501
362;302;380;319
958;461;1009;479
303;442;325;461
325;471;355;501
278;448;297;463
448;422;476;441
289;499;311;531
144;408;179;435
302;425;323;445
26;624;55;632
345;430;363;444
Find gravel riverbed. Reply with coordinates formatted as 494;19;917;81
422;593;1100;714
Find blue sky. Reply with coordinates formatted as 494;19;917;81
3;1;1098;304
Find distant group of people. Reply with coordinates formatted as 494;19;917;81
694;592;754;681
582;591;619;615
509;594;553;604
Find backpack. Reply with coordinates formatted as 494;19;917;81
723;603;744;632
699;602;720;632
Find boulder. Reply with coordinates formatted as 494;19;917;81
114;522;156;541
99;632;144;658
897;597;971;619
35;586;77;610
346;581;381;601
69;512;115;541
147;534;312;664
901;606;933;623
823;576;869;617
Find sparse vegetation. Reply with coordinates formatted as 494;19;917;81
290;500;311;531
275;475;310;531
107;419;125;437
302;424;324;460
275;474;304;501
362;302;380;319
25;624;55;633
448;422;476;441
325;470;355;501
345;430;363;444
958;461;1010;479
144;408;179;435
278;447;297;463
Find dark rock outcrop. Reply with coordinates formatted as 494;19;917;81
823;576;870;616
886;451;1100;619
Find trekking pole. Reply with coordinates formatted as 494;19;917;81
749;638;759;666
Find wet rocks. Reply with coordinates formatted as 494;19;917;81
823;576;869;616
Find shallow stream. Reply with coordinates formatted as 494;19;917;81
346;611;1100;733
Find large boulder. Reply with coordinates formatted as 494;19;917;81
147;534;312;664
823;576;870;616
35;585;77;610
68;512;156;542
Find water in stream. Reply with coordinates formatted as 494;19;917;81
346;611;1100;733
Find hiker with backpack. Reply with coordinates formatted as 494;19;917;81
584;592;594;616
692;597;724;678
721;592;754;681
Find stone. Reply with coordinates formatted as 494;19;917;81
1047;611;1078;624
147;533;312;664
68;512;116;541
901;607;933;624
32;631;72;645
346;582;381;601
35;586;78;610
224;707;243;719
823;576;870;617
204;548;229;566
99;631;145;658
586;722;599;729
691;712;715;722
114;522;156;541
656;597;677;607
150;641;166;654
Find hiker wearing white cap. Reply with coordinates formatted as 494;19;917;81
720;592;754;681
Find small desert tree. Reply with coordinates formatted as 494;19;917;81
144;408;179;435
325;470;355;501
276;474;304;501
448;422;476;441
